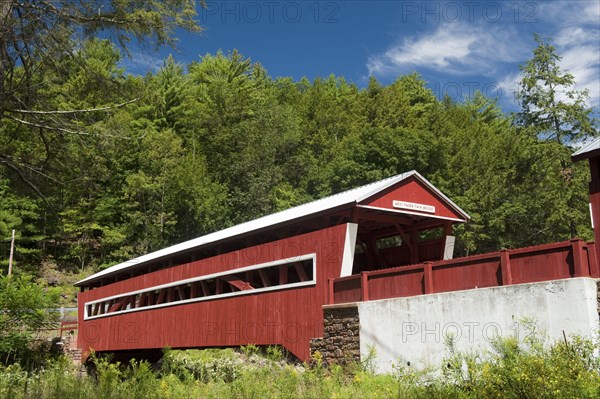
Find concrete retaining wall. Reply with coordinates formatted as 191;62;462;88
357;277;599;373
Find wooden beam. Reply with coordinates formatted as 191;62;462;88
176;285;187;301
351;207;359;223
360;240;375;271
147;291;155;306
105;300;114;313
443;222;453;236
394;223;414;251
440;222;453;260
190;282;199;298
368;236;388;268
109;296;130;313
294;262;309;282
357;209;414;225
156;288;166;304
138;292;147;307
108;301;122;313
258;269;271;287
409;227;420;264
200;281;210;296
222;275;255;291
279;266;288;285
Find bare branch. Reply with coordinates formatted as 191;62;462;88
8;114;144;140
0;154;53;208
7;97;142;115
7;115;89;135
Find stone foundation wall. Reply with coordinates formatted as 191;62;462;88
310;304;360;366
57;334;82;364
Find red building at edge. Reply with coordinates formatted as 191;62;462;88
572;137;600;257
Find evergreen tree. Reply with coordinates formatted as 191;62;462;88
515;34;598;144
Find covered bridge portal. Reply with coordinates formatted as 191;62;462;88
76;171;469;361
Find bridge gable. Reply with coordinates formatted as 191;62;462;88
359;176;466;221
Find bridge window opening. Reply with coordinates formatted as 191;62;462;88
376;235;402;250
420;227;443;240
84;254;316;320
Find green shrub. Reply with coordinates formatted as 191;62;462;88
0;274;61;368
162;348;241;383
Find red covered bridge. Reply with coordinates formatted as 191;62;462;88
77;147;600;361
76;171;470;360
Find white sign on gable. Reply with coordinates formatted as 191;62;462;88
392;200;435;214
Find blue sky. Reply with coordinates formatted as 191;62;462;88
123;0;600;114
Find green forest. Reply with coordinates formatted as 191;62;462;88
1;3;600;397
1;2;598;291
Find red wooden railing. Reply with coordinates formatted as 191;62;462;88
329;239;599;304
59;321;78;337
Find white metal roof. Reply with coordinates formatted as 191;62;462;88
572;137;600;160
76;170;469;286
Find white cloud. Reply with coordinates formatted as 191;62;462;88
542;1;600;27
527;1;600;107
366;1;599;112
554;27;589;47
499;24;600;109
367;23;528;78
120;51;164;74
555;28;600;107
497;72;521;105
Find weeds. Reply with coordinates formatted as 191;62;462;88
0;333;598;399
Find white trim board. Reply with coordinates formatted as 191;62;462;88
340;223;358;277
356;205;467;223
84;253;317;320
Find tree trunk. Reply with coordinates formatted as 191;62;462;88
0;0;14;116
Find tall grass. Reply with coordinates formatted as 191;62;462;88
1;335;598;399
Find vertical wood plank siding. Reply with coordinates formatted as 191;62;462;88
78;224;348;360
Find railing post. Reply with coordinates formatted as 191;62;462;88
361;272;369;301
423;262;433;294
328;278;334;305
586;242;600;278
500;250;513;285
571;239;589;277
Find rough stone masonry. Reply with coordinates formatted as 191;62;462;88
310;304;360;366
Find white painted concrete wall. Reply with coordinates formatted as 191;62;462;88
358;278;599;373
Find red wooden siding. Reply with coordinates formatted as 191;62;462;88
368;267;425;300
331;239;599;304
78;224;349;361
361;177;464;220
